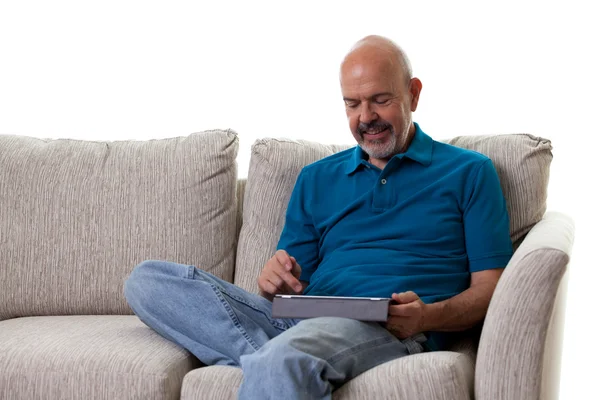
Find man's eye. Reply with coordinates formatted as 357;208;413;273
345;102;359;108
374;98;391;105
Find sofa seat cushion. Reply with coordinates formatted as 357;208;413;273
180;349;474;400
181;365;243;400
0;316;200;400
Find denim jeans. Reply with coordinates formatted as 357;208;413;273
124;260;426;400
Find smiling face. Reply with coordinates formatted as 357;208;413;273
340;39;422;165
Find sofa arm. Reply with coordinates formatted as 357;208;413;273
475;211;574;400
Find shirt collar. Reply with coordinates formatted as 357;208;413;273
344;122;433;175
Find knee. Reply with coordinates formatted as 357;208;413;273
124;260;169;311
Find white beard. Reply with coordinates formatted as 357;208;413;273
360;132;398;160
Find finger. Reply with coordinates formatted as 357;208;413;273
290;258;302;279
264;269;285;290
258;277;279;295
392;291;419;304
275;250;293;271
388;303;417;317
268;267;302;294
280;270;303;293
271;255;302;292
385;317;406;339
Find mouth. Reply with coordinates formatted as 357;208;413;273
362;128;389;141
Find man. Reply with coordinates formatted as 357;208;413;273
125;35;513;399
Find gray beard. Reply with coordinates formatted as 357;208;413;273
359;134;398;160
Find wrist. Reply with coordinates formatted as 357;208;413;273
422;302;443;332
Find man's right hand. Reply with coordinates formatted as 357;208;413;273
257;250;303;301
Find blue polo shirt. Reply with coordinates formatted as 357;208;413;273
277;123;513;351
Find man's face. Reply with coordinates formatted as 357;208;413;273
341;58;419;160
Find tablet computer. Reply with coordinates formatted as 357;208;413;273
271;294;391;322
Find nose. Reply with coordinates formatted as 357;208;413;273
359;102;377;124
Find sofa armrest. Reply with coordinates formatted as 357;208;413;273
475;211;574;400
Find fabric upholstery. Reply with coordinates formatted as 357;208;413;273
475;212;574;400
0;316;201;400
0;130;239;319
446;134;552;246
234;134;552;293
180;338;477;400
236;179;246;242
234;138;351;293
333;351;474;400
181;366;244;400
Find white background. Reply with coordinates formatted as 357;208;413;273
1;1;598;398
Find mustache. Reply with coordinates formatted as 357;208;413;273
357;121;393;136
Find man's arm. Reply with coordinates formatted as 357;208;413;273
423;268;503;332
388;159;512;339
387;268;503;339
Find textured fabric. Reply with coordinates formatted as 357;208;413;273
236;178;246;241
0;130;239;319
234;138;351;293
180;339;476;400
541;267;569;400
333;351;474;400
0;316;201;400
235;133;552;295
181;366;243;400
475;212;574;400
446;134;552;246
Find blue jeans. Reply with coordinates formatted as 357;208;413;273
124;260;426;400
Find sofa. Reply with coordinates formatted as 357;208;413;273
0;129;574;400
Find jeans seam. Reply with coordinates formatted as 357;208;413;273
325;336;396;365
222;291;289;331
187;266;288;331
208;282;262;352
305;336;398;394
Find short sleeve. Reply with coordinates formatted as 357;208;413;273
463;159;513;272
276;169;320;282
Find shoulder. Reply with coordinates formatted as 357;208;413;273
431;140;492;178
433;140;490;164
300;146;356;176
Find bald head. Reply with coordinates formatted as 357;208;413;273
339;35;422;168
341;35;412;85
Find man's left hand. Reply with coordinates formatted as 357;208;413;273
386;291;429;339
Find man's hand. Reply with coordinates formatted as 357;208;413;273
386;291;429;339
257;250;303;301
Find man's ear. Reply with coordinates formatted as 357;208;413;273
409;78;423;112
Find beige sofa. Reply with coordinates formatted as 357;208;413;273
0;129;574;400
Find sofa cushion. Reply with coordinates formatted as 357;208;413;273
0;130;239;319
181;366;244;400
234;139;350;293
333;351;474;400
0;316;201;400
446;134;552;246
179;344;475;400
234;134;551;293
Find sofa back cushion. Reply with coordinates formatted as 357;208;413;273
234;134;552;293
0;130;239;319
234;139;351;293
